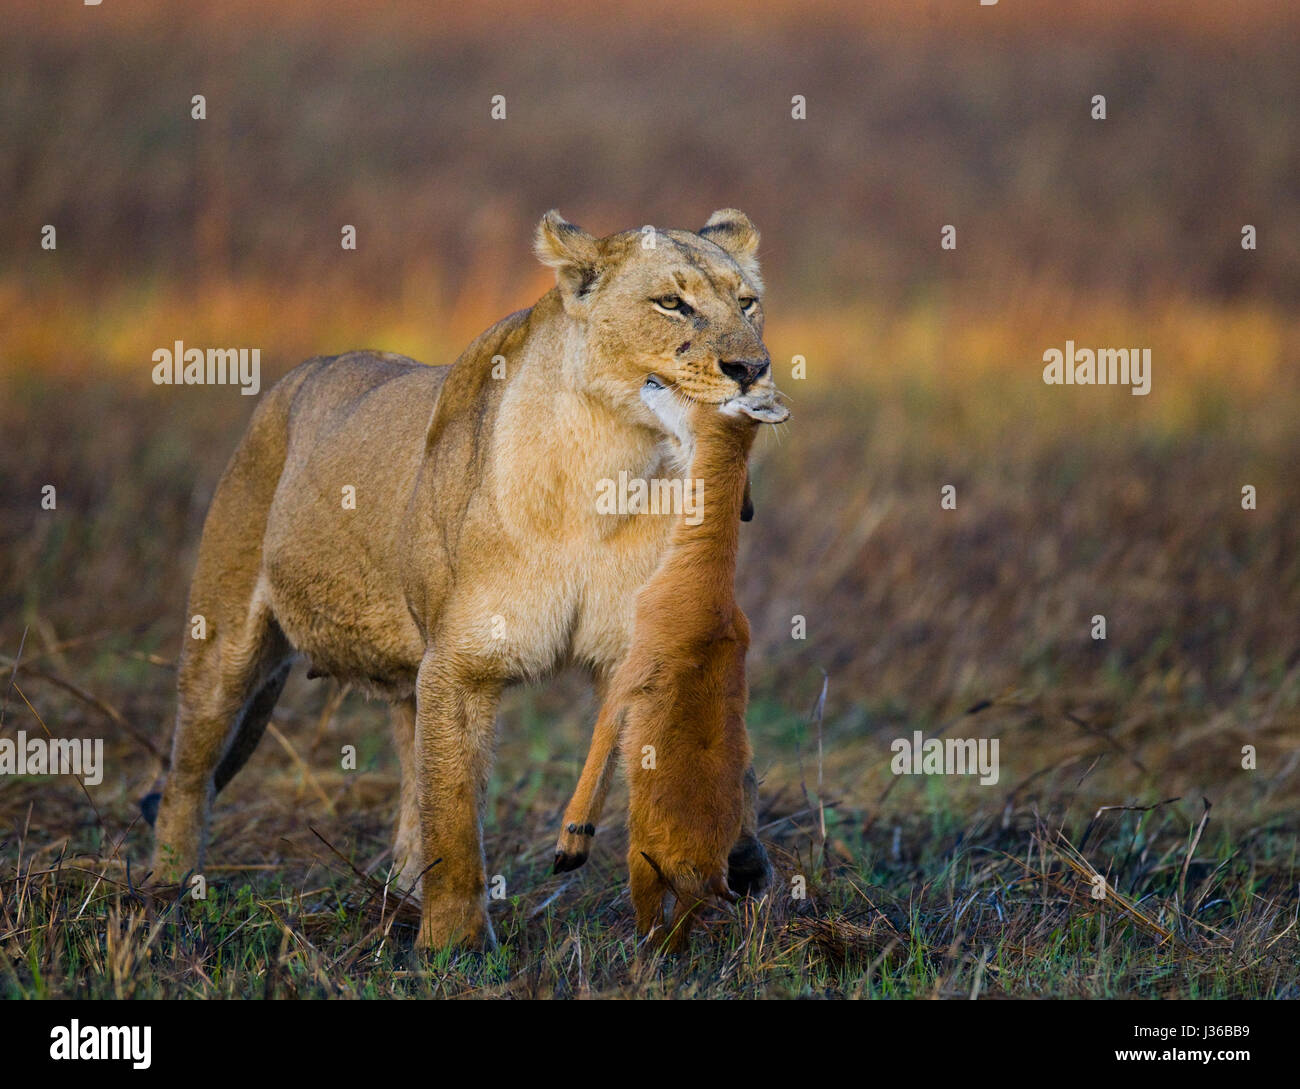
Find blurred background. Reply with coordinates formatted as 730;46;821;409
3;0;1298;865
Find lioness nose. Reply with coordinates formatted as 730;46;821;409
719;358;769;390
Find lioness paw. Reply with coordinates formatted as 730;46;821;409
726;835;772;897
415;900;496;952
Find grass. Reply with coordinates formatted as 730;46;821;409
3;295;1297;998
4;737;1295;998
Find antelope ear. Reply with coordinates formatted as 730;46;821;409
699;208;762;288
535;210;602;315
741;473;755;522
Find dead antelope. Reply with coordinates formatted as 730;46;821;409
556;378;786;950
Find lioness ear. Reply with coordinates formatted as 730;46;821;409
535;210;602;315
699;208;762;288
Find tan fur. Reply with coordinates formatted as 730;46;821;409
557;399;771;952
150;209;782;950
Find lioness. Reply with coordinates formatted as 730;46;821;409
149;209;785;949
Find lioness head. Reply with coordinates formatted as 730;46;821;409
535;209;787;433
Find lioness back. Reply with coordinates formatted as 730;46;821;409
259;351;450;692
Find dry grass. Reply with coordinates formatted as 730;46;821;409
3;350;1297;997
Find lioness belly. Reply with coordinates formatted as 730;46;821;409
259;354;440;696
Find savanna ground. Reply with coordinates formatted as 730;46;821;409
2;1;1298;999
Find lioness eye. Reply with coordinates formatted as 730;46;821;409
654;295;683;310
739;296;757;312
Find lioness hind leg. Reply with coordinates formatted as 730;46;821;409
151;373;296;884
151;600;290;883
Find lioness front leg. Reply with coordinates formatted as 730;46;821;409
389;698;424;898
413;652;503;950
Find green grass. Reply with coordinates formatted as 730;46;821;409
3;644;1298;1001
4;774;1295;999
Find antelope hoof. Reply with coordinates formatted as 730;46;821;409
553;821;596;873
